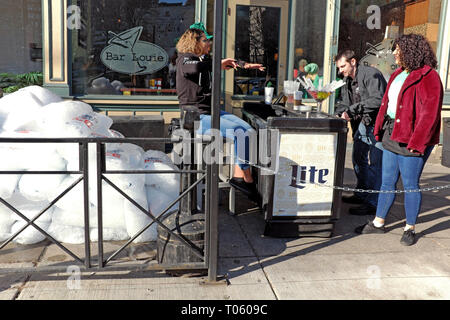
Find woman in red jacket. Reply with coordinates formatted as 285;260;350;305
355;34;443;246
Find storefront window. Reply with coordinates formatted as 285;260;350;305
233;5;280;96
0;1;42;74
71;0;195;96
447;49;450;90
338;0;443;79
207;0;215;35
293;0;327;97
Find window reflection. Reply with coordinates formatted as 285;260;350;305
0;0;42;74
338;0;443;79
447;55;450;90
233;5;279;96
293;0;326;99
71;0;195;96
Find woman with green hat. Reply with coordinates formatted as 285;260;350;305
189;22;214;40
305;63;323;89
175;26;265;201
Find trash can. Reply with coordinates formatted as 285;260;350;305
442;118;450;168
242;102;348;238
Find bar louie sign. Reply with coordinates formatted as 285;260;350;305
100;27;168;75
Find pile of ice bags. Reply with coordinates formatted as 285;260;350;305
0;86;180;244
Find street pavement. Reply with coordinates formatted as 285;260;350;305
0;145;449;300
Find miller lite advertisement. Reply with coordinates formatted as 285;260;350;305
272;133;337;217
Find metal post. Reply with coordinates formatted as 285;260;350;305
97;142;105;268
207;0;224;282
180;107;199;215
81;142;91;268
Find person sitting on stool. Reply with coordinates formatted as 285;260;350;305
176;23;265;201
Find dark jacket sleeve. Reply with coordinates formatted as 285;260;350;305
333;82;350;116
179;54;212;77
334;101;348;116
347;67;387;125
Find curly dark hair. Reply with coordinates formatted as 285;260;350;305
394;33;437;71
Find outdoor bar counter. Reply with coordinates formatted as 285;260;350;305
241;101;348;237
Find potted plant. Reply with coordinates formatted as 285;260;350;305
0;71;43;96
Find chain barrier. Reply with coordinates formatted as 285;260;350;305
235;157;450;194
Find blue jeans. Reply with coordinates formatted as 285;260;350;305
375;146;433;226
198;111;254;170
352;122;383;207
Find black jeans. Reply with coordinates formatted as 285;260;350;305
352;122;383;207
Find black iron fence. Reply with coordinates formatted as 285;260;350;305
0;136;218;279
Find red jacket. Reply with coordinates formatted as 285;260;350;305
374;65;443;154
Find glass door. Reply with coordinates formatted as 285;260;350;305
225;0;289;111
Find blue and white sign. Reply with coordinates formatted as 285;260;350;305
100;27;168;75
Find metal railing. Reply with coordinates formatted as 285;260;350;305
0;136;217;277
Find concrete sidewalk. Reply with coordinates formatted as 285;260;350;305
1;146;449;300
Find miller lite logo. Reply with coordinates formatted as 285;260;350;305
289;165;329;189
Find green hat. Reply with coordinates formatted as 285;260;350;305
305;63;319;74
189;22;213;39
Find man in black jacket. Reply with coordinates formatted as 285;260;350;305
334;50;387;215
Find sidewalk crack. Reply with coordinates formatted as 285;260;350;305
12;242;48;300
11;274;32;300
232;215;279;300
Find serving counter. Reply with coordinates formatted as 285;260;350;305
242;102;348;237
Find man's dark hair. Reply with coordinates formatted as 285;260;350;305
393;33;437;70
335;50;357;63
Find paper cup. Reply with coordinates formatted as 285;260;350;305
264;87;274;104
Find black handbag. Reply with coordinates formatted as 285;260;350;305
381;116;420;157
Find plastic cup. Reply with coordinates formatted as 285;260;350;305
283;80;299;110
293;90;302;111
286;94;294;110
264;87;274;104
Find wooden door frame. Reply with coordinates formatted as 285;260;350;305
224;0;289;113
